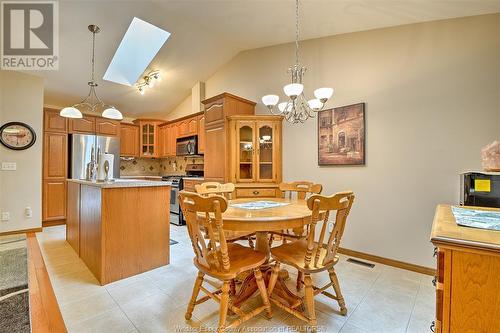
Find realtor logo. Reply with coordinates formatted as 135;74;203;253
1;1;59;70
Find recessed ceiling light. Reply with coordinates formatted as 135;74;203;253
103;17;170;86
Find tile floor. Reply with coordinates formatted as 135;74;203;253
36;226;435;333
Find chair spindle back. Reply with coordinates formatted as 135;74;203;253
195;182;235;200
305;191;355;268
179;191;231;272
279;181;323;200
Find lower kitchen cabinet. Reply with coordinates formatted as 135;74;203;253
42;179;67;221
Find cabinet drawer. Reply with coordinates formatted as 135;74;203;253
236;188;277;198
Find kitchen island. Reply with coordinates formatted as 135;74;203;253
66;179;170;285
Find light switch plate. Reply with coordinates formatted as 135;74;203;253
1;212;10;221
1;162;16;171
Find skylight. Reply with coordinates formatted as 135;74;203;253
103;17;170;86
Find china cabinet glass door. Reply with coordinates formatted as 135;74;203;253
257;122;275;182
142;123;155;156
237;122;255;182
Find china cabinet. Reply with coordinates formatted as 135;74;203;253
134;120;163;158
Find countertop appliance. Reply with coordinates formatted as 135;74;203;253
176;135;198;156
460;172;500;208
69;134;120;180
163;164;204;226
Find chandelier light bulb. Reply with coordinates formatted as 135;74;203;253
283;83;304;98
314;87;334;103
139;87;145;95
262;94;279;107
308;99;323;111
60;107;83;119
102;107;123;120
278;102;289;113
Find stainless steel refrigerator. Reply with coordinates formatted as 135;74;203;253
69;134;120;180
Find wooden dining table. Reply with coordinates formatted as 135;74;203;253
218;197;318;308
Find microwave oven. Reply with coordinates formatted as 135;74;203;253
460;172;500;208
176;135;198;156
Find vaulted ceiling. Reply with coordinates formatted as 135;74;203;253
33;0;500;119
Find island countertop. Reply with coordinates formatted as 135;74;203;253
67;178;170;188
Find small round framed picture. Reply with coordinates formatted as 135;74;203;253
0;122;37;150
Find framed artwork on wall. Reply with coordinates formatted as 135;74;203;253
317;103;365;166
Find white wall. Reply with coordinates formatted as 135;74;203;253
170;14;500;267
0;71;44;233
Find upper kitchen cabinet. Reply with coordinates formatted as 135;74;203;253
176;115;198;138
202;93;256;182
120;123;139;157
96;118;120;136
43;131;68;179
44;108;67;133
69;114;96;134
197;114;205;154
134;120;164;158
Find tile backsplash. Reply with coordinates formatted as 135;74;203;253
120;156;204;177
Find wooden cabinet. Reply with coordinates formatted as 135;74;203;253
202;93;256;183
229;116;282;186
42;179;67;221
159;123;177;158
69;115;96;134
198;114;205;154
66;181;80;254
96;118;120;136
235;187;278;198
134;120;164;158
44;109;67;133
120;124;139;157
43;132;67;179
176;116;198;138
430;205;500;333
43;108;69;224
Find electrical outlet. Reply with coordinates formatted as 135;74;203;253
1;162;17;171
25;207;33;218
1;212;10;221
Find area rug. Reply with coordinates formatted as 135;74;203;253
0;235;30;333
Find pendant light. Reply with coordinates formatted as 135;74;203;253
60;25;123;120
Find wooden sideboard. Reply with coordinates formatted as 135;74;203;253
430;205;500;333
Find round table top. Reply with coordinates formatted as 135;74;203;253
219;198;313;232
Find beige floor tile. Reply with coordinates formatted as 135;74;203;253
60;289;119;326
66;307;136;333
346;288;415;333
338;322;369;333
108;278;164;306
121;292;202;333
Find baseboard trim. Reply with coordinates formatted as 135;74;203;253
0;227;42;237
42;220;66;228
338;247;436;276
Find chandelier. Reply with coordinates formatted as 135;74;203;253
261;0;333;123
136;70;161;95
60;25;123;120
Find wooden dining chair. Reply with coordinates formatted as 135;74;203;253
268;191;355;332
195;182;256;248
180;191;272;333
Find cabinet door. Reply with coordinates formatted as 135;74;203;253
140;122;158;158
43;179;67;221
169;124;177;156
120;124;139;157
43;132;67;179
256;122;277;182
198;115;205;154
204;126;225;182
236;121;256;182
158;125;167;157
187;117;198;136
44;109;67;133
96;118;120;136
66;181;80;254
69;115;96;134
204;100;224;125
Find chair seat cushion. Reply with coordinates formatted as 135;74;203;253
194;243;266;279
270;239;339;273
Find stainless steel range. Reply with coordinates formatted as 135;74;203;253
162;164;204;226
